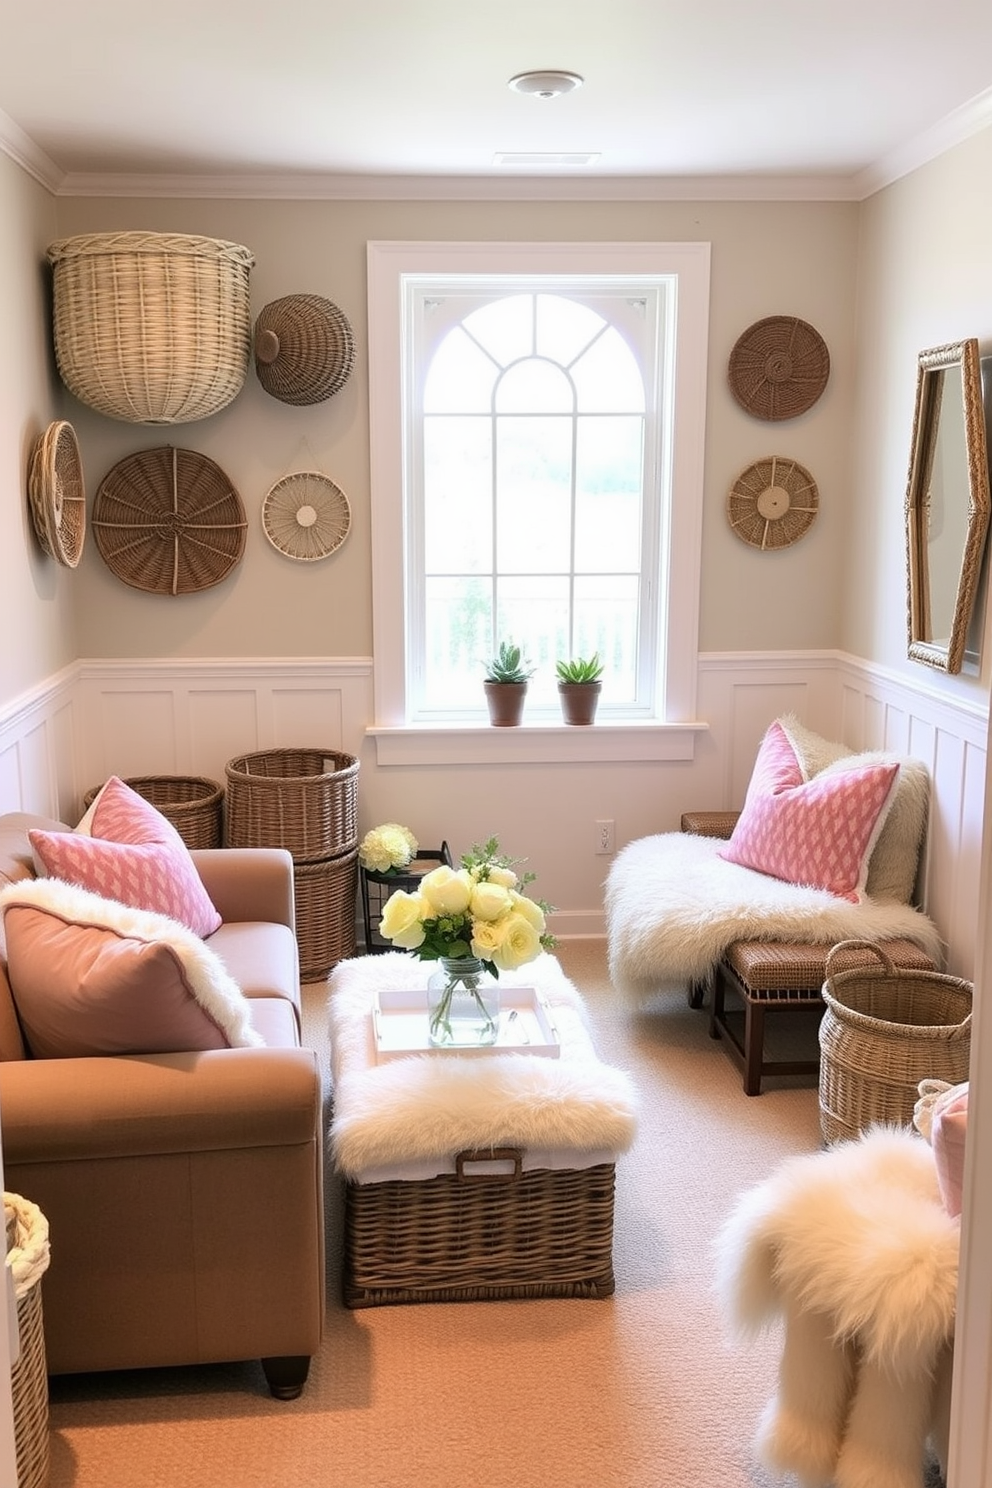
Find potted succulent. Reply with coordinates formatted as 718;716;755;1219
483;641;535;726
556;653;604;725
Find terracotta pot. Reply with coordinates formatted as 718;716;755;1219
558;681;601;725
484;681;527;726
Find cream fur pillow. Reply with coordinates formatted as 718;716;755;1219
778;715;930;904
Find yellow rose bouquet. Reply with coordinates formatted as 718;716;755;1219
378;836;556;1044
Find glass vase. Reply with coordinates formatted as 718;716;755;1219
427;956;499;1047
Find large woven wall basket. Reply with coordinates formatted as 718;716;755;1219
46;231;255;424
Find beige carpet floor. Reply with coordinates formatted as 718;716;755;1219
44;940;829;1488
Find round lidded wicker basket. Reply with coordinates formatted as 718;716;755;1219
27;419;86;567
47;231;255;424
253;294;356;405
81;775;224;850
224;748;360;862
818;940;973;1145
93;445;247;595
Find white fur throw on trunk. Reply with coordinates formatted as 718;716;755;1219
605;832;943;1002
713;1128;958;1488
327;952;638;1178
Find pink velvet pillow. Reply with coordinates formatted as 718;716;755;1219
0;878;262;1058
29;776;221;937
719;721;900;903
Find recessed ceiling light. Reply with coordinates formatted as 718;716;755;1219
507;70;583;99
493;152;600;168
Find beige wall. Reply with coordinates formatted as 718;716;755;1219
49;194;859;663
0;153;72;703
847;124;992;703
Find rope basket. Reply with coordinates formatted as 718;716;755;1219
47;231;255;424
294;849;359;980
253;294;356;405
818;940;973;1145
81;775;224;850
224;748;360;862
728;314;830;421
5;1193;51;1488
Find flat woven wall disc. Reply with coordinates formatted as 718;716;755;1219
262;471;351;561
728;316;830;421
93;446;247;594
27;419;86;567
727;456;819;550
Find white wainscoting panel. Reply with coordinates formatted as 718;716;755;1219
0;651;986;972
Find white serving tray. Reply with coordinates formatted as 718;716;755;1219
371;983;561;1062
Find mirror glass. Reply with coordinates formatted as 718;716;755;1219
905;339;991;673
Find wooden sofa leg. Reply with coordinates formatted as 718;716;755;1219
262;1354;311;1400
742;1000;765;1097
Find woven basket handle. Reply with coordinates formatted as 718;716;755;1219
824;938;897;980
455;1148;523;1181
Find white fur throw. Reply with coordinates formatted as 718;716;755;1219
605;832;943;1002
327;952;638;1178
714;1128;958;1488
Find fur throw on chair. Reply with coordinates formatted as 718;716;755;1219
713;1128;958;1488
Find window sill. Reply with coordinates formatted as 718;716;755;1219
366;720;709;766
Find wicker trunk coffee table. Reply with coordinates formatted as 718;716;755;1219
327;952;638;1307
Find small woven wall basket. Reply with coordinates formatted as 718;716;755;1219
46;231;255;424
728;315;830;421
93;446;247;595
224;748;360;862
81;775;224;851
27;420;86;567
6;1193;51;1488
294;849;359;980
818;940;973;1145
253;294;356;405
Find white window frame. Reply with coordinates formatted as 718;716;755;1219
366;241;711;766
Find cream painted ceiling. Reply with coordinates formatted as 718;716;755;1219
1;0;991;195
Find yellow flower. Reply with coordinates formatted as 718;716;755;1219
487;865;518;889
470;918;506;959
470;880;512;921
491;913;542;971
379;890;427;949
420;865;472;916
509;890;546;933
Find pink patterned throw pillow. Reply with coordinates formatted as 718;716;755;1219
29;776;221;937
719;721;900;903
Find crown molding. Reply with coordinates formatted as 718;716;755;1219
49;168;864;202
854;83;992;197
0;106;64;193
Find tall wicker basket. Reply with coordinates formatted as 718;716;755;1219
46;231;254;425
5;1193;50;1488
224;749;359;861
818;940;973;1145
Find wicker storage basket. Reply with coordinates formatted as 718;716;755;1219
224;748;359;862
46;231;254;424
818;940;973;1145
253;294;356;405
294;849;359;981
81;775;224;850
5;1193;50;1488
344;1152;616;1307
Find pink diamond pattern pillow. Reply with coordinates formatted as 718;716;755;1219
29;776;221;937
719;721;900;903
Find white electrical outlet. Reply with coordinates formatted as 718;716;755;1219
595;819;615;855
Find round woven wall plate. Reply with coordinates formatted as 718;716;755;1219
93;446;247;595
727;456;819;550
27;420;86;567
254;294;356;406
728;316;830;421
262;471;351;561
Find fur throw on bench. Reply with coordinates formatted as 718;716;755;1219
605;832;943;1002
327;952;638;1178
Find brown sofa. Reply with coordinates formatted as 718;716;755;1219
0;812;325;1399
